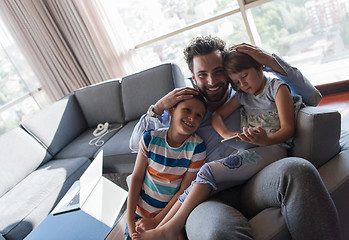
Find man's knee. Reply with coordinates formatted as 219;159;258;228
186;200;254;240
276;157;320;182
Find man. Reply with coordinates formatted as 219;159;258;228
129;36;340;239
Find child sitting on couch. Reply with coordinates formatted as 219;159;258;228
125;93;207;240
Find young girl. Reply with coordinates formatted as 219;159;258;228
132;49;298;240
125;93;207;240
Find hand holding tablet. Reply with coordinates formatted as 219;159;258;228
221;129;259;150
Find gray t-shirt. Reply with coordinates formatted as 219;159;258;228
235;76;287;135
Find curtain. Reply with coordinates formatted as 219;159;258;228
0;0;137;101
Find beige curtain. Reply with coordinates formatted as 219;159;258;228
0;0;137;101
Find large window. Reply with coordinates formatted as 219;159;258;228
106;0;349;84
0;19;51;134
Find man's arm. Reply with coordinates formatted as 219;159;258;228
129;112;170;152
234;43;286;76
129;87;199;151
234;43;322;106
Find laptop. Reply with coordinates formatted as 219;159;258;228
51;150;128;227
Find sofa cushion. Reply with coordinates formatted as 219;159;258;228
97;120;138;173
0;127;52;198
121;63;186;122
54;123;123;160
75;79;125;127
21;94;88;156
0;157;90;240
288;107;341;168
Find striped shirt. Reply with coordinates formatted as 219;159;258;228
136;129;206;218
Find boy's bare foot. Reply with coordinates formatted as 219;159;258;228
132;225;177;240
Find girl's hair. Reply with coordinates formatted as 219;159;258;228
173;91;207;110
224;49;262;91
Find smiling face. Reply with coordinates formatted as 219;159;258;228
191;50;229;110
169;98;206;139
228;67;265;96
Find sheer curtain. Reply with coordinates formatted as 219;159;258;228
0;0;137;101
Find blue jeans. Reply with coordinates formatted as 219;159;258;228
124;214;142;240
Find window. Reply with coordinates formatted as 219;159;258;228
0;19;51;134
250;0;349;85
105;0;349;85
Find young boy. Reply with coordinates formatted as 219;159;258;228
125;93;207;240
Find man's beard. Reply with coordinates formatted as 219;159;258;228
199;82;228;103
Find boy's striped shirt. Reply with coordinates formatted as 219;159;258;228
136;129;206;218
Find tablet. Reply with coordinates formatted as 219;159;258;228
221;134;257;150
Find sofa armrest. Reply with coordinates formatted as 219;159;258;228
288;106;341;168
249;208;291;240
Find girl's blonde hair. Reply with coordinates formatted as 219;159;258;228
224;49;262;91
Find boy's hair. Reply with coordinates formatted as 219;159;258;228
173;91;207;110
224;49;262;91
184;36;226;73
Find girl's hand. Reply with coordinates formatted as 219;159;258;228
135;217;158;231
237;127;269;146
221;131;240;140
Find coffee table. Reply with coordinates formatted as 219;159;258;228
24;209;117;240
24;173;129;240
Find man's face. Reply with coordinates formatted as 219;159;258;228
192;50;229;105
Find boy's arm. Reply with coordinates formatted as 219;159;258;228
211;95;240;139
153;170;198;225
126;150;148;236
134;170;198;230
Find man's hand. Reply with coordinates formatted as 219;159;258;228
233;43;286;76
153;87;199;115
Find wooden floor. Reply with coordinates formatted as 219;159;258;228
317;91;349;132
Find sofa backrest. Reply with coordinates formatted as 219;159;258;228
75;79;125;127
20;93;87;156
0;127;52;197
121;63;186;122
288;106;341;168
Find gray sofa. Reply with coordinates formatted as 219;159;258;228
0;62;348;240
0;63;185;240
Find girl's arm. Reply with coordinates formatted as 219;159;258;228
242;84;295;146
211;95;241;139
126;150;148;236
270;84;295;143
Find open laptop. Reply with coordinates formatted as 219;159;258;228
51;150;128;227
